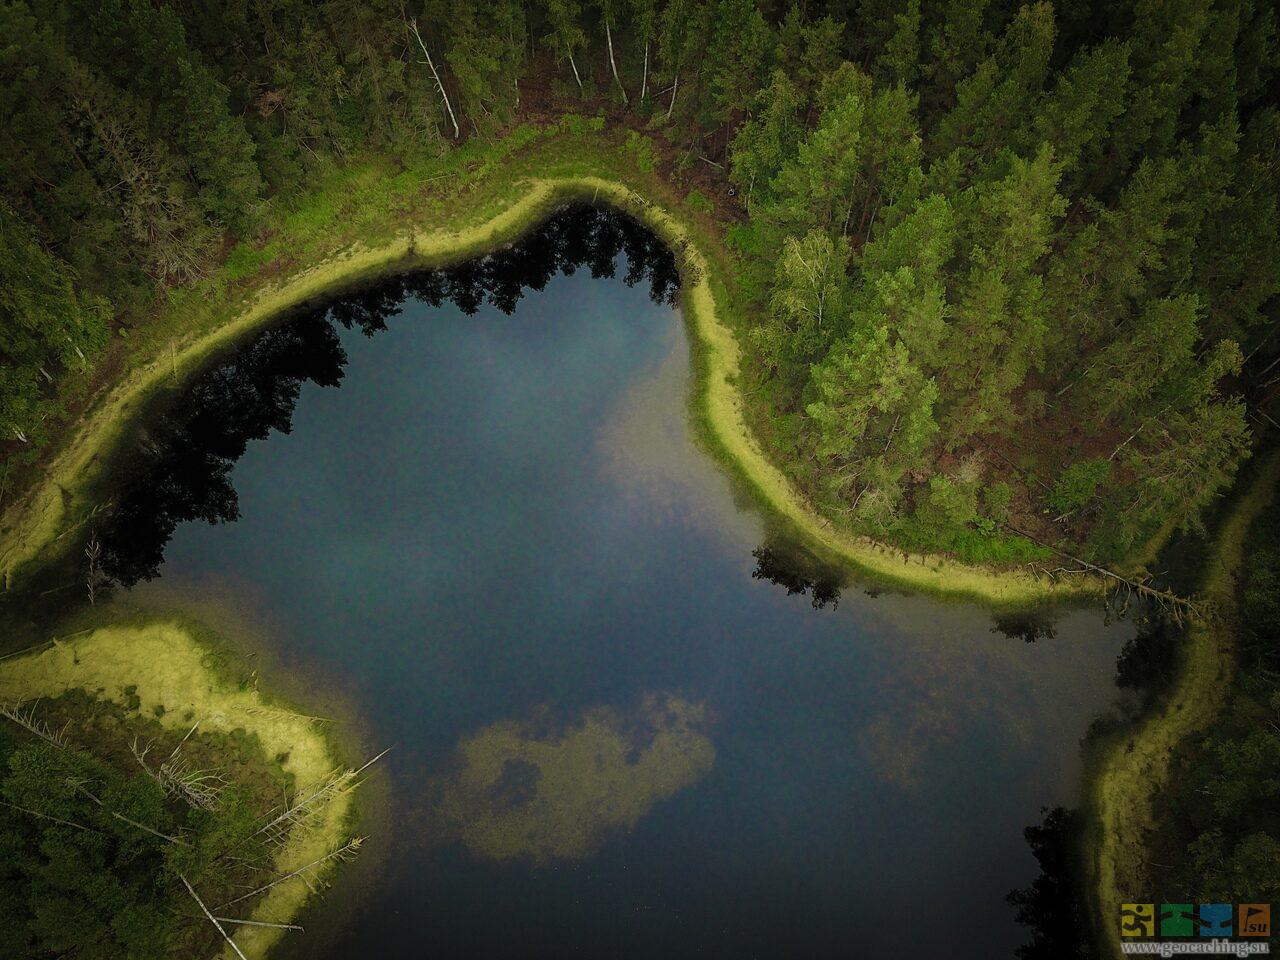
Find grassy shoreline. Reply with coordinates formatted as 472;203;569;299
0;123;1098;608
0;616;355;960
1086;449;1280;959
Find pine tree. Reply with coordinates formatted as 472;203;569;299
876;0;921;87
729;70;806;211
807;326;939;519
933;2;1057;170
0;201;110;445
942;144;1067;441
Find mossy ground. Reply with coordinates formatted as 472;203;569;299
1085;450;1280;959
0;612;354;960
0;118;1100;608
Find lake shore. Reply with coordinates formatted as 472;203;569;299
0;122;1099;609
1085;449;1280;959
0;616;356;960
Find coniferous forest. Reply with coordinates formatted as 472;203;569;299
2;2;1280;958
2;0;1277;566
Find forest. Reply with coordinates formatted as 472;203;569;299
2;1;1280;957
2;0;1278;568
1;0;1278;569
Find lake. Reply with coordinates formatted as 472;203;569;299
90;205;1131;958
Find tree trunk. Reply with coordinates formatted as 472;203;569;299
605;21;628;103
667;71;679;119
180;875;249;960
568;50;583;89
640;41;649;101
408;19;460;139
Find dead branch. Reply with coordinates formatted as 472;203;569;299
180;874;248;960
0;797;103;835
213;917;304;931
1005;523;1203;624
216;836;365;909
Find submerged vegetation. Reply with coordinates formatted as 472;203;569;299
427;695;713;864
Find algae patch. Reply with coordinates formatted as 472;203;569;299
426;694;714;864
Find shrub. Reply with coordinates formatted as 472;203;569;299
1048;458;1111;514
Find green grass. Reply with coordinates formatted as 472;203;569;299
0;118;1104;621
1085;450;1280;960
0;603;357;960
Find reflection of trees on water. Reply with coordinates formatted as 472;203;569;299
96;204;680;586
1007;806;1097;959
750;542;842;609
100;315;346;585
990;611;1059;643
328;202;680;333
1113;617;1179;713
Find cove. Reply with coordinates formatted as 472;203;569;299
78;206;1132;958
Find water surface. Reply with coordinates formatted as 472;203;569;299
100;206;1130;958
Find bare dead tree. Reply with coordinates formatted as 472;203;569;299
211;917;304;932
640;40;649;101
1004;524;1204;625
84;533;107;605
407;19;460;139
131;736;228;810
180;874;249;960
0;797;103;835
604;20;629;104
0;701;72;749
66;778;189;845
251;748;388;847
216;837;365;910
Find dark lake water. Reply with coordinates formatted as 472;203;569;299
84;206;1133;958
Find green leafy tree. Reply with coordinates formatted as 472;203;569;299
807;326;939;516
933;2;1056;170
754;230;851;375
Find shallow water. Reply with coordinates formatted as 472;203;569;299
100;207;1128;958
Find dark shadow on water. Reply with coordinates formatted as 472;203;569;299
88;204;679;589
991;610;1060;643
1007;806;1097;960
750;540;844;609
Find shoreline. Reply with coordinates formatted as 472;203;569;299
1086;449;1280;959
0;617;355;960
0;140;1100;608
